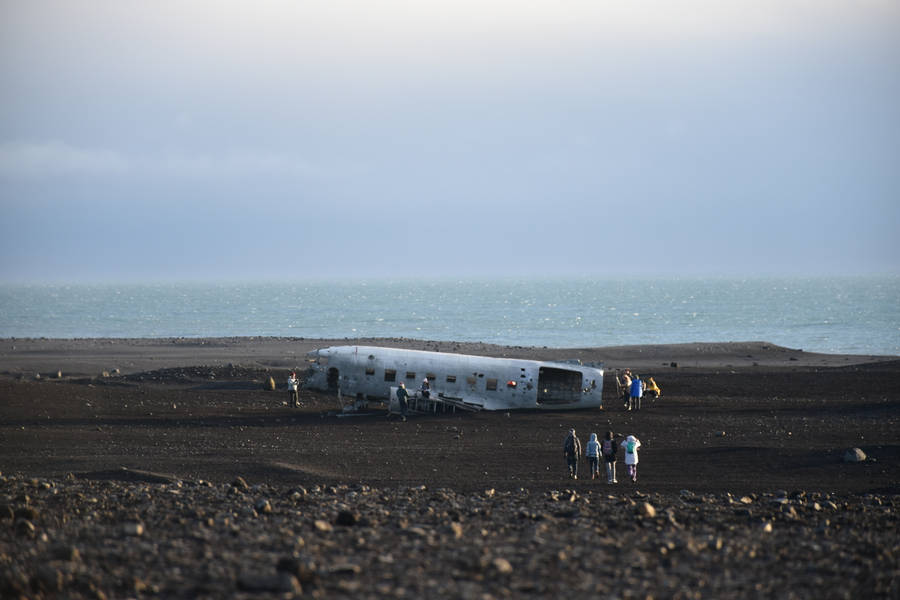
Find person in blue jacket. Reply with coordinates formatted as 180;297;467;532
585;433;601;480
629;373;645;411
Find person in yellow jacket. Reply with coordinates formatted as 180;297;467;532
645;376;661;399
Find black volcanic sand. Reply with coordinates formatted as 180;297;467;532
1;338;898;598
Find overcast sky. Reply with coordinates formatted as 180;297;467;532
1;1;898;282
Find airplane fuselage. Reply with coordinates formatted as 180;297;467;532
304;346;604;411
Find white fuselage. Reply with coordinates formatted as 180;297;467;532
304;346;604;411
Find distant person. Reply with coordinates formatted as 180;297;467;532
621;435;642;483
601;431;620;483
563;428;582;480
645;376;661;400
629;373;645;411
618;370;633;409
421;377;431;401
585;432;601;480
396;382;409;422
287;372;300;408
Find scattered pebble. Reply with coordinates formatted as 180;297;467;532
0;476;893;598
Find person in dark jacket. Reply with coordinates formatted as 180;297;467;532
601;431;620;483
396;383;409;421
563;429;583;479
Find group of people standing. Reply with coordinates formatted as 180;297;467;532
394;377;430;422
563;428;641;483
617;369;661;411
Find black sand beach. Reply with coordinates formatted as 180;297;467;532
1;338;898;598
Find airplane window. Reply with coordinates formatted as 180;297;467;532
466;376;476;386
384;369;397;382
486;378;498;391
365;368;375;376
426;372;436;381
405;372;416;380
446;375;457;383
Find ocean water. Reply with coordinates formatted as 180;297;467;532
0;277;898;356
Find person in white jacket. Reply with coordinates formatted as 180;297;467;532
621;435;642;483
287;372;300;408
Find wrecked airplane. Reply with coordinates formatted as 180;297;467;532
303;345;604;415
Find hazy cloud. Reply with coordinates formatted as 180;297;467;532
1;1;898;281
0;141;129;178
0;141;334;181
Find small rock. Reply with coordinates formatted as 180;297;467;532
330;563;362;575
449;521;463;539
638;502;657;518
123;522;144;536
51;544;81;562
232;476;249;489
15;518;35;537
255;498;272;514
314;519;333;532
238;572;301;594
843;448;866;463
780;505;798;519
277;556;317;583
492;557;513;574
35;565;64;592
335;510;358;526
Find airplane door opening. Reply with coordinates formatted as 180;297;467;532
327;367;340;391
536;367;582;405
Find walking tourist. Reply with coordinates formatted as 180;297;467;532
585;432;601;480
621;435;642;483
601;431;619;483
563;428;582;479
